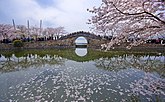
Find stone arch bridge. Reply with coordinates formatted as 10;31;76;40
58;32;109;48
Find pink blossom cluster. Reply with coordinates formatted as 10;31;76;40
88;0;165;50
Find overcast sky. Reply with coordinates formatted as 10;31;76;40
0;0;102;33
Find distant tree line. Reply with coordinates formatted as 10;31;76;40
0;24;67;44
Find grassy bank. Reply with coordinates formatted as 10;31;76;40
0;48;164;62
0;41;164;51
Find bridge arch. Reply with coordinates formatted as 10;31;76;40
58;31;108;48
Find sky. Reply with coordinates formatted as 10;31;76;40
0;0;102;33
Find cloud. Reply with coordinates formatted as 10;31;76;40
0;0;101;32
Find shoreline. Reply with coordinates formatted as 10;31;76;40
0;42;164;53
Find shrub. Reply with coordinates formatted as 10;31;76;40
13;40;23;47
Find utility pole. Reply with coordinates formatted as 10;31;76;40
12;19;16;30
40;20;42;36
27;20;30;36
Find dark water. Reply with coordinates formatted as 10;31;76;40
0;49;165;102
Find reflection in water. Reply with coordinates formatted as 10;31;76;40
95;55;165;75
0;54;65;73
0;50;165;102
95;55;165;101
75;48;87;57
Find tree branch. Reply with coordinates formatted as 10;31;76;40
144;11;165;24
126;26;161;34
110;2;165;25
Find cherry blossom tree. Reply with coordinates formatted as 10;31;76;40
45;27;67;40
15;25;28;39
0;24;16;42
29;26;40;40
54;27;67;39
0;21;68;42
16;25;27;34
88;0;165;50
45;27;56;40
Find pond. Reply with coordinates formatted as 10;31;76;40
0;49;165;102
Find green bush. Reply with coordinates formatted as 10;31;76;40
13;40;23;47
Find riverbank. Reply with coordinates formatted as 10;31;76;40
0;41;164;53
108;44;165;53
0;41;73;50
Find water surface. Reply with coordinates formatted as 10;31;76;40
0;49;165;102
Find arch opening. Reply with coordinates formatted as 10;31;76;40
75;36;88;48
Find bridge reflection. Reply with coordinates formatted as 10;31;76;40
75;48;87;57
